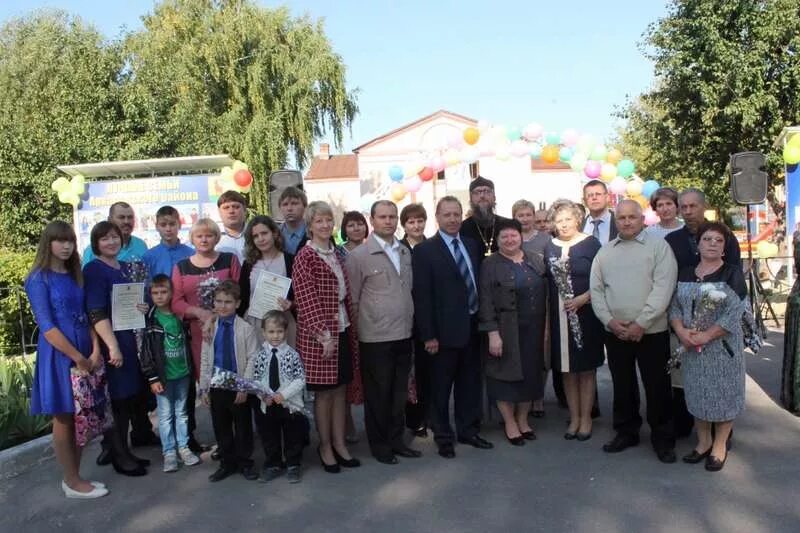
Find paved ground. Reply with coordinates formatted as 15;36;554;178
2;334;800;533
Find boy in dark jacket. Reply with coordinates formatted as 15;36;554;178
140;274;201;472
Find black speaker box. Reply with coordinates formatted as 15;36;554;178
730;151;768;205
268;170;304;220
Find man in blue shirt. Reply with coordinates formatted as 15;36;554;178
82;202;148;265
143;205;194;278
278;187;308;255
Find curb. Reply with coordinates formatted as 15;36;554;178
0;433;53;481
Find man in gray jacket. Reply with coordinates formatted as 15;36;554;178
346;200;420;464
590;200;678;463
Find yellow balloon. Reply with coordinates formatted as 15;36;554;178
220;166;234;181
606;148;623;165
626;179;643;196
51;177;70;192
633;195;649;209
600;163;617;182
390;183;407;202
789;133;800;149
756;240;778;259
71;173;85;187
70;181;85;196
58;190;79;207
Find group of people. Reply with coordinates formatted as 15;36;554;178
26;175;753;499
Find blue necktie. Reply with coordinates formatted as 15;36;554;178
222;321;234;371
591;219;602;240
452;238;479;314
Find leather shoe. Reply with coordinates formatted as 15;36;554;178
506;434;525;446
393;446;422;458
438;445;455;459
96;448;111;466
208;466;236;483
457;435;493;449
375;455;399;465
564;431;577;440
682;447;712;464
576;432;592;442
332;448;361;468
602;434;640;453
241;465;259;480
521;430;537;441
705;454;727;472
656;448;677;464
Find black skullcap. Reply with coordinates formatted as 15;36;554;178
469;175;495;192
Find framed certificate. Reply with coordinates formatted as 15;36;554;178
247;271;292;319
111;282;145;331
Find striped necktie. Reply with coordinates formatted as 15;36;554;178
591;219;602;240
451;238;479;314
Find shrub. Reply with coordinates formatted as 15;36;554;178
0;356;51;450
0;248;36;357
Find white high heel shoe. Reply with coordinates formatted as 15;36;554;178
61;480;109;499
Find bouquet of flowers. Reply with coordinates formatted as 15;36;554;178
667;283;728;371
548;256;583;350
123;260;149;354
196;271;220;311
209;368;271;397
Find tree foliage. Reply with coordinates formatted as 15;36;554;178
617;0;800;210
0;0;357;249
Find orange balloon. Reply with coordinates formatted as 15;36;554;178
606;148;623;165
463;127;480;145
419;167;435;182
541;145;560;164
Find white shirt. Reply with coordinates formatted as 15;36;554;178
644;222;684;240
372;234;401;274
582;210;612;245
438;230;477;286
216;229;245;263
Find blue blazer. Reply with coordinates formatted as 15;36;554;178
412;233;480;349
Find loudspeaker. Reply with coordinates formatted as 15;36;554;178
268;170;304;220
730;151;768;205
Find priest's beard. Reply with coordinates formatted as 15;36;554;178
470;202;496;227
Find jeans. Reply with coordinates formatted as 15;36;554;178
156;376;190;454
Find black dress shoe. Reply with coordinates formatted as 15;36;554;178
393;446;422;458
208;466;236;482
438;445;455;459
564;431;577;440
705;454;727;472
241;465;259;480
656;448;677;464
111;457;147;477
332;448;361;468
132;456;151;467
375;455;399;465
682;447;712;464
506;434;526;446
211;449;221;461
318;447;341;473
602;434;640;453
457;435;494;449
96;448;111;466
521;430;537;441
576;432;592;442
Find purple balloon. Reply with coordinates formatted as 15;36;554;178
584;160;601;179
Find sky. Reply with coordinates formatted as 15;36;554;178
0;0;670;155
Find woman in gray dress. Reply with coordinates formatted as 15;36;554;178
479;219;547;446
669;222;746;472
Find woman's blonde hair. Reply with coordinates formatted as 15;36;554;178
511;199;536;218
304;201;334;237
190;218;221;243
547;199;584;229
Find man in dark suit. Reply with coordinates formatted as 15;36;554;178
412;196;493;458
460;176;512;259
581;179;618;245
665;187;742;438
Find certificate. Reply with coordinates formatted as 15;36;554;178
111;282;145;331
248;271;292;319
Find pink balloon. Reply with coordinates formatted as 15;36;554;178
584;160;601;179
430;156;446;172
523;123;544;141
511;140;529;157
405;175;423;193
446;130;464;150
561;128;579;147
644;208;660;226
609;176;627;195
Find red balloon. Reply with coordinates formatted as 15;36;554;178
418;167;435;182
234;169;253;187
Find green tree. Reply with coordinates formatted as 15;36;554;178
617;0;800;210
0;10;126;249
121;0;358;214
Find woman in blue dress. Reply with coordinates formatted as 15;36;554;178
25;221;108;498
84;221;148;476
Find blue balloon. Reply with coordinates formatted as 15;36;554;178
388;165;404;182
559;147;574;162
641;180;660;198
530;144;543;159
545;132;561;145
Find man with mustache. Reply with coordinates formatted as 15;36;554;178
82;202;149;265
460;176;512;260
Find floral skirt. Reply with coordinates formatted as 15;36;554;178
71;365;113;447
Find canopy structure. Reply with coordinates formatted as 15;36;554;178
773;126;800;149
57;155;236;179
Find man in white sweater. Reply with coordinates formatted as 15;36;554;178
590;200;678;463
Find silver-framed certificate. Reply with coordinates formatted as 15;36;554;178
111;282;145;331
248;271;292;319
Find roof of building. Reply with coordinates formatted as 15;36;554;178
353;109;477;153
305;154;359;181
57;155;236;178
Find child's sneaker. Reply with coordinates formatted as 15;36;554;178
178;447;201;466
287;465;301;483
163;451;179;473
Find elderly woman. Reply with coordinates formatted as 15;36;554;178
544;199;604;440
293;201;361;473
669;222;747;471
645;187;683;239
479;219;547;445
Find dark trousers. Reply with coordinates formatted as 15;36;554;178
672;387;695;438
405;339;432;431
605;331;675;450
430;329;482;447
129;382;156;441
187;378;197;435
360;338;413;459
209;388;254;470
253;403;306;467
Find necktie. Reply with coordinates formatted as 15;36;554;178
452;238;479;314
269;348;280;391
591;219;602;240
221;321;234;371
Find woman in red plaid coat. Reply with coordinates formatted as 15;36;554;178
293;201;362;473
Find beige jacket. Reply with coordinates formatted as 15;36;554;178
199;315;259;393
346;234;414;343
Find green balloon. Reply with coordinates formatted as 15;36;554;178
506;126;522;141
617;159;635;178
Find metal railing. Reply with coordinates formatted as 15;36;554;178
0;286;36;357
